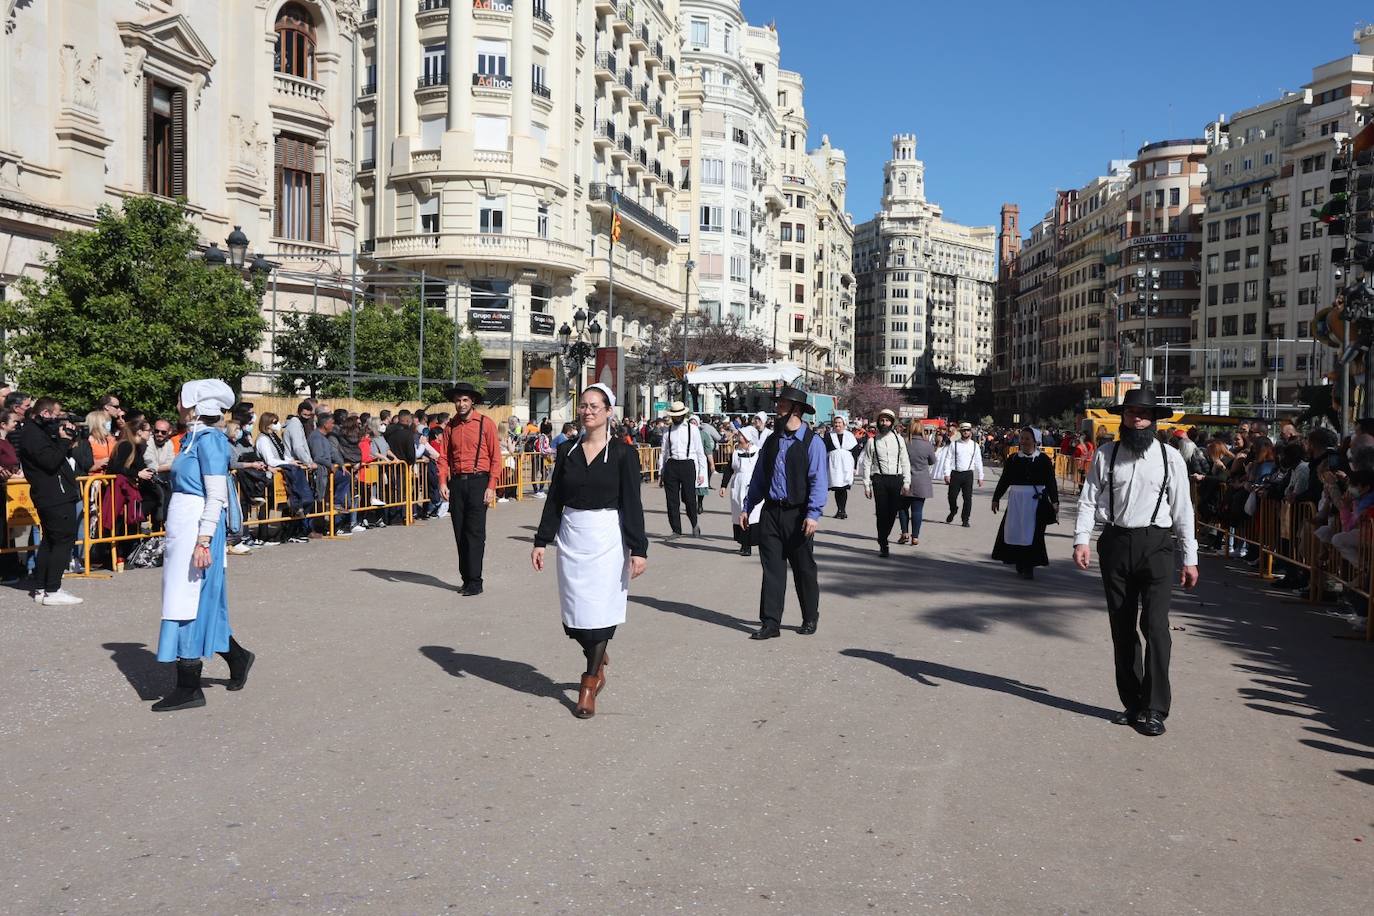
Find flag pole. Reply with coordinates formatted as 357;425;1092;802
608;190;617;350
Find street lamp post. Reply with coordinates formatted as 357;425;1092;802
559;307;601;403
681;259;694;403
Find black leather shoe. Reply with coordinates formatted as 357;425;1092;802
1136;713;1166;736
797;621;817;636
879;545;890;557
961;520;970;528
738;545;752;556
1110;710;1138;726
462;583;483;597
749;626;781;640
945;510;957;523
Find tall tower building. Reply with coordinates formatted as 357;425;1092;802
854;135;995;410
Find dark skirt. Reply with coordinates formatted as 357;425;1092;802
564;624;617;642
991;515;1050;569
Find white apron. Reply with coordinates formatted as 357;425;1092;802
826;432;857;488
555;507;629;629
161;491;207;621
729;448;763;525
1003;484;1039;547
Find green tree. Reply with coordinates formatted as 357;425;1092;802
1180;386;1206;408
270;293;486;402
0;196;266;411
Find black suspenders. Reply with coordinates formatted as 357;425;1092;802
1107;440;1170;527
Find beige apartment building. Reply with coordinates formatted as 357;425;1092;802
854;134;994;407
1109;138;1207;400
0;0;361;394
1009;211;1056;417
361;0;683;419
1054;164;1130;390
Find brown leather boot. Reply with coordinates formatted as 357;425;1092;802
574;673;598;718
595;657;608;697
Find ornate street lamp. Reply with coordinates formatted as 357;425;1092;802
226;225;250;269
202;242;227;266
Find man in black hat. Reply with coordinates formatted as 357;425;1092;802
436;382;501;596
1073;388;1198;737
741;386;829;639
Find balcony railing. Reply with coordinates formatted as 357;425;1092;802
588;182;679;245
534;3;552;24
595;52;617;72
620;70;634;91
532;82;551;100
360;158;375;171
360;81;377;96
418;71;449;88
363;4;377;20
274;73;324;104
620;135;632;154
419;0;450;10
598;120;616;141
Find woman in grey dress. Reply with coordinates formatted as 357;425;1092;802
897;422;937;547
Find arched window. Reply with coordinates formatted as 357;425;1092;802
275;3;316;80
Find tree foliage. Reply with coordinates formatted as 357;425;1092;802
0;196;266;412
837;375;902;421
631;314;772;387
272;293;485;403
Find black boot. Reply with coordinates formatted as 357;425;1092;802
218;637;255;691
151;659;206;712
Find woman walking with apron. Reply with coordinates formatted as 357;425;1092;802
990;427;1059;580
531;383;648;718
152;380;254;712
720;425;764;555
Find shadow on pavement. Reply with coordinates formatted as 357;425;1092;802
630;595;756;633
419;646;577;713
1172;571;1374;787
840;648;1117;721
102;642;165;701
355;568;456;593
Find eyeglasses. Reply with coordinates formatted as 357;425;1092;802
577;403;605;413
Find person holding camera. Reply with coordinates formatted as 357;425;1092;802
15;398;84;605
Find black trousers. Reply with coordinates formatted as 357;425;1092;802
448;475;489;587
1098;526;1174;716
34;500;79;593
662;459;698;534
871;475;903;546
947;470;974;523
757;502;819;628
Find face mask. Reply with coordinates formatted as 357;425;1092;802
270;423;282;433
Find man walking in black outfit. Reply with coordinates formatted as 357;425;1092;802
943;422;984;527
657;400;707;540
741;386;829;640
15;398;84;606
436;383;501;597
860;409;910;557
1074;388;1198;737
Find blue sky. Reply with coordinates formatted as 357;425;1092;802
744;0;1372;231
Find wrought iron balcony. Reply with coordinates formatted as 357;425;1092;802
418;71;449;88
360;81;377;96
533;2;552;25
595;51;617;73
532;82;551;100
419;0;449;9
588;182;679;245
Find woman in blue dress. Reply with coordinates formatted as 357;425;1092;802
152;380;255;712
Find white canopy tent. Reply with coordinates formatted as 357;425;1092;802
684;362;804;387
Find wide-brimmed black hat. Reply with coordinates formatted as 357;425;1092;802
445;381;485;404
774;385;815;415
1107;387;1171;420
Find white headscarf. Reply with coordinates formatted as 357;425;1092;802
179;379;235;417
578;383;616;463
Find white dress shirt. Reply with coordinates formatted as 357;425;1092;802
1074;440;1198;566
657;420;708;483
944;438;984;480
860;431;910;490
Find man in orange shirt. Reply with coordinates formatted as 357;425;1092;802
436;382;502;596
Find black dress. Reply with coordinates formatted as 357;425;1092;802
991;451;1058;570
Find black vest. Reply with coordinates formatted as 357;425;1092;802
758;425;817;508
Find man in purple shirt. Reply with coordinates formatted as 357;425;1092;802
741;386;829;640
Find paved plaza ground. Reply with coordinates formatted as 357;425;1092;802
2;472;1371;914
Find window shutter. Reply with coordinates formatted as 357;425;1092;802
143;81;154;192
310;171;324;242
170;88;187;199
273;138;284;237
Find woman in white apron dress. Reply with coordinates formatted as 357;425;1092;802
152;379;254;712
719;425;764;555
823;417;858;519
990;427;1059;579
531;383;648;719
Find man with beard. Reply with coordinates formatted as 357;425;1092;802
656;401;708;540
1073;388;1198;737
860;409;910;556
942;422;984;527
740;386;829;639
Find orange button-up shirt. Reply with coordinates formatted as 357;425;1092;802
437;412;502;490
